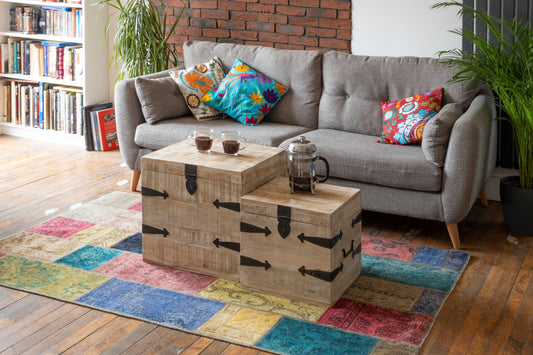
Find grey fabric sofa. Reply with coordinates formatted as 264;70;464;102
115;40;497;249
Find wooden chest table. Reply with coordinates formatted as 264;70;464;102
240;176;361;305
141;139;286;280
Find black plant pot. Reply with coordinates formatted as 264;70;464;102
500;176;533;236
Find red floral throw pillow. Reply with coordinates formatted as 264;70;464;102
378;87;443;145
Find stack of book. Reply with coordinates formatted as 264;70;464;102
9;6;83;38
1;38;83;81
0;81;83;134
83;103;118;151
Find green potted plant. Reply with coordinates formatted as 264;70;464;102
98;0;184;81
432;1;533;235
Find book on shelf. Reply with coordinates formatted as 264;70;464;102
82;102;113;151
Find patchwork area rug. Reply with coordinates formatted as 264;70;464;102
0;192;469;354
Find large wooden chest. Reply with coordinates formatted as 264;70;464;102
240;177;361;305
141;139;286;280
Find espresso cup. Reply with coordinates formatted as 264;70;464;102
221;131;246;156
188;128;214;153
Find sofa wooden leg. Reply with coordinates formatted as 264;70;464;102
131;170;141;192
445;223;461;249
479;187;488;207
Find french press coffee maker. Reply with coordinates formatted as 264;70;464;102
287;136;330;194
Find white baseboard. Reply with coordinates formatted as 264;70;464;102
486;167;519;201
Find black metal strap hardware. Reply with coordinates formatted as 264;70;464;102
142;224;169;238
213;199;240;212
342;240;362;259
351;212;362;228
141;187;169;200
241;255;271;270
297;230;342;249
240;222;271;236
212;238;240;252
298;263;343;282
185;164;197;195
277;205;291;239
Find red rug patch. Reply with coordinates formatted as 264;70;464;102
94;253;217;294
362;235;418;261
318;298;432;345
128;202;142;211
28;217;95;238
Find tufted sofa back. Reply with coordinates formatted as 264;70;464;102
318;51;480;136
183;41;322;130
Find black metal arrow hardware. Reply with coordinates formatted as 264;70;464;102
142;224;169;238
298;263;343;282
343;240;355;258
240;222;271;236
141;187;169;200
351;212;362;228
240;255;271;270
212;238;240;252
185;164;197;195
213;199;240;212
297;231;342;249
277;205;291;239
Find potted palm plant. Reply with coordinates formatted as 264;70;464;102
432;1;533;235
98;0;184;81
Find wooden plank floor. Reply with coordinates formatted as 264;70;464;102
0;135;532;354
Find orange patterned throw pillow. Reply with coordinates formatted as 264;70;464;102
169;57;226;121
378;87;443;145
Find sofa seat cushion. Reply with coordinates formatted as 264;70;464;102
135;116;310;150
279;129;442;192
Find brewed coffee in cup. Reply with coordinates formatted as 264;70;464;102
221;131;246;155
188;128;214;153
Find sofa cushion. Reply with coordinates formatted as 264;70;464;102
134;76;190;124
169;57;226;121
183;40;322;130
279;129;442;192
378;87;443;145
135;116;310;150
202;59;288;126
422;103;463;167
319;51;480;136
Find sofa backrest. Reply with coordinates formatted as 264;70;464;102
183;41;322;130
319;51;481;136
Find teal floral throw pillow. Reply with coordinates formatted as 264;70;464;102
201;59;288;126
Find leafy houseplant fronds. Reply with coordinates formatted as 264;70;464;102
432;1;533;189
98;0;184;82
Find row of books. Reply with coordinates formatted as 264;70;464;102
0;39;83;82
1;81;84;135
10;6;83;39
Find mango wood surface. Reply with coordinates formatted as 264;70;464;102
1;135;532;354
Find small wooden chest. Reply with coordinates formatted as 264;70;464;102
141;139;286;280
240;177;361;305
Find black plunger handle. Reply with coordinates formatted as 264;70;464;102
316;156;329;183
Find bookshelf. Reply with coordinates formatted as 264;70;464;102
0;0;109;146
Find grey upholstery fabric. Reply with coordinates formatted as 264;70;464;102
422;103;463;167
134;75;190;124
327;177;445;221
135;116;310;150
183;40;322;129
319;52;480;136
279;129;442;192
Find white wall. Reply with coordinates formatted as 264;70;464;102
352;0;463;57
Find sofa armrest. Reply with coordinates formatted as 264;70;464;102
114;68;183;172
441;88;496;223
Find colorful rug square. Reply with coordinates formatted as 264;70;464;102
0;191;470;355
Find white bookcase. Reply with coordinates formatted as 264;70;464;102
0;0;109;145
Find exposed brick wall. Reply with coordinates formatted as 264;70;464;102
163;0;352;60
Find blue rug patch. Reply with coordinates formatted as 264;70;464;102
257;317;378;355
412;246;449;267
443;250;470;271
412;289;447;316
55;245;122;271
76;278;225;330
111;232;142;254
362;254;458;292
